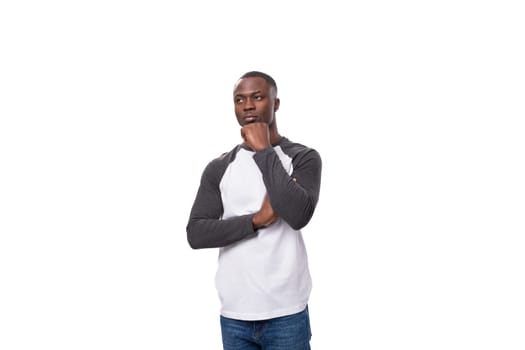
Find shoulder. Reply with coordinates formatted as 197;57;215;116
278;137;321;163
202;144;242;176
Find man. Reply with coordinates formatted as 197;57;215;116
186;71;322;350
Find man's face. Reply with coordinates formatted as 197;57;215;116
233;77;279;127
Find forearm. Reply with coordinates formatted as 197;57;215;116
187;214;256;249
187;157;257;249
253;147;321;230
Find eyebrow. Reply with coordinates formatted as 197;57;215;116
234;90;262;97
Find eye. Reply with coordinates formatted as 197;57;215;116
235;97;244;104
254;95;263;101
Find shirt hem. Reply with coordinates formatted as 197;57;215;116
220;303;308;321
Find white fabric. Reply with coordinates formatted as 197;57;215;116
216;146;312;320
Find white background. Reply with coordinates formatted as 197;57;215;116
1;1;524;349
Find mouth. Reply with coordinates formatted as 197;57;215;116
243;116;257;124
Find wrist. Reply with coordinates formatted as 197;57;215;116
253;143;271;152
252;213;264;230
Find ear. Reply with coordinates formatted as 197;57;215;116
274;98;280;112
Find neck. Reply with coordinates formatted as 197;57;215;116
268;123;282;146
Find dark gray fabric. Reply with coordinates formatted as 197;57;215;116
253;139;322;230
186;138;322;249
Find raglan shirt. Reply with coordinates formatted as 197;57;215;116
187;137;322;321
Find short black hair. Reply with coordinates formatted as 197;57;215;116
240;71;278;93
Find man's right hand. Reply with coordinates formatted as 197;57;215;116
252;194;278;230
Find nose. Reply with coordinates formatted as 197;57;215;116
243;98;255;111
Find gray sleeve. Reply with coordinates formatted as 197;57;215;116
186;158;256;249
253;146;322;230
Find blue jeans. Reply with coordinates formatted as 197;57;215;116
220;307;312;350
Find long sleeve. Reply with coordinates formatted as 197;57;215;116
253;145;322;230
186;156;256;249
